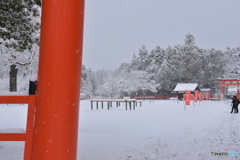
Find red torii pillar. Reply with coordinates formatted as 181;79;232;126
32;0;84;160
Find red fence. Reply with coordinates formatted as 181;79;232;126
0;95;36;160
130;96;176;100
85;95;221;100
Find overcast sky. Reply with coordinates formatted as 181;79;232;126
83;0;240;71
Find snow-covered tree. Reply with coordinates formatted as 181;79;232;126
224;47;240;78
199;49;226;88
130;45;150;70
157;34;226;94
184;33;195;46
0;0;41;91
133;70;157;95
95;70;126;98
157;45;182;94
81;65;94;96
82;33;238;96
90;69;108;96
0;0;41;51
118;70;157;96
148;46;165;70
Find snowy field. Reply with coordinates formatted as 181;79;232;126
0;100;239;160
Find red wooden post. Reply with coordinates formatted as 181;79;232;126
194;91;199;102
185;90;191;105
32;0;85;160
199;92;202;101
206;92;210;100
238;85;240;98
221;86;225;100
221;86;225;95
24;95;36;160
190;94;194;101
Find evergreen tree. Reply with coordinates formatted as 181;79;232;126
0;0;41;91
224;47;240;78
130;45;150;70
199;48;226;92
184;33;195;46
81;65;94;96
0;0;41;51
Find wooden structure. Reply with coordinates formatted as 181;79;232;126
217;78;240;100
0;95;36;160
90;99;142;110
172;83;201;99
129;95;175;100
200;88;211;100
133;96;155;100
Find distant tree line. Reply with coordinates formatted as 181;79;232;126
81;33;240;97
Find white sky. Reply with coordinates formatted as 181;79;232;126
83;0;240;71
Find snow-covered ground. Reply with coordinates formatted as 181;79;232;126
0;100;239;160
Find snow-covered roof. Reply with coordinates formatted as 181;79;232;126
217;78;238;81
201;88;211;92
173;83;200;92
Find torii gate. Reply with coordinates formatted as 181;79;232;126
0;1;84;160
217;78;240;100
32;1;85;160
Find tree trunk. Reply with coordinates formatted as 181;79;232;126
9;64;18;92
